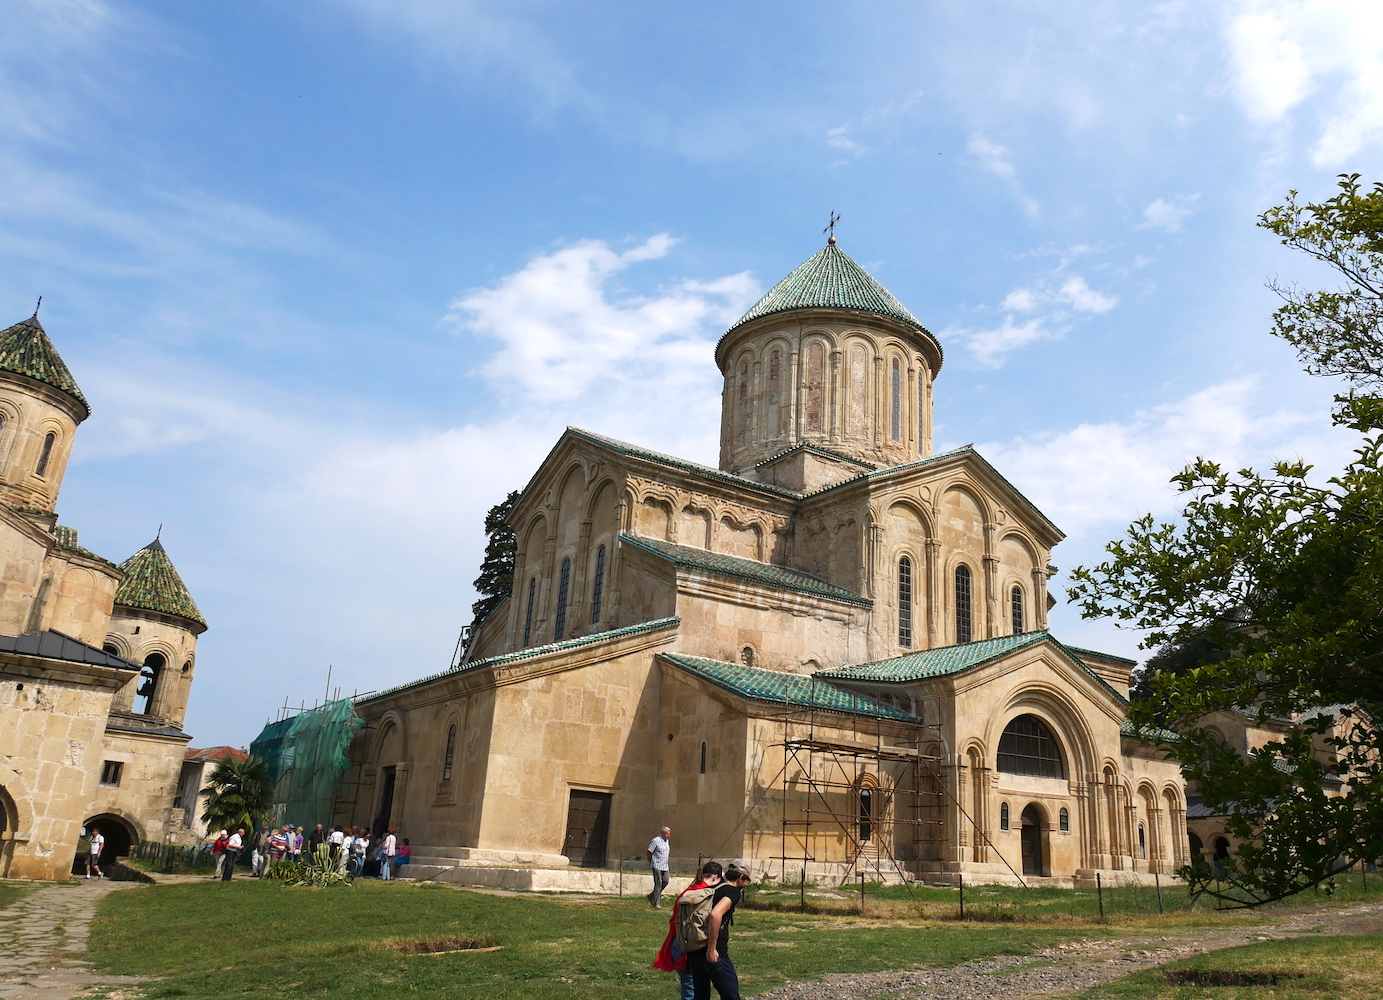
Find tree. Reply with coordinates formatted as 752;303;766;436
468;489;522;642
1068;174;1383;907
200;755;274;835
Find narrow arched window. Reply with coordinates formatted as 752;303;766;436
1000;802;1010;831
522;578;536;647
35;432;55;477
553;558;571;640
134;653;164;715
737;360;750;444
1059;807;1070;832
858;787;874;841
589;545;606;624
442;724;457;782
997;714;1066;778
898;556;913;648
741;646;755;667
955;564;973;643
1139;823;1147;859
805;344;824;432
1011;585;1024;635
890;358;901;441
918;377;926;444
699;741;707;775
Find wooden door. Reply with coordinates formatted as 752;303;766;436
562;790;612;868
1020;805;1043;876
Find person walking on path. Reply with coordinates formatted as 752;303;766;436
84;827;104;880
211;830;228;879
222;828;244;881
380;828;397;881
688;861;751;1000
655;861;722;1000
647;827;672;908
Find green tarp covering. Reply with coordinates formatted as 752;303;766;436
249;698;362;831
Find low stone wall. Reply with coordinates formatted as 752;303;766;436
403;865;694;896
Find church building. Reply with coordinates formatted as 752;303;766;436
346;242;1188;886
0;310;208;881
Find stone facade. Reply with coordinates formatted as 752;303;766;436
0;311;209;880
344;243;1189;886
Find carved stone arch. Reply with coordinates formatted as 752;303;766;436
520;512;549;550
991;681;1101;780
1161;783;1183;809
886;497;935;536
82;808;146;848
962;737;988;761
373;712;407;766
553;461;590;515
102;632;132;658
584;477;619;521
799;327;839;352
997;529;1039;564
941;480;995;525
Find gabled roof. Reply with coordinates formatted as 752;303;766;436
659;653;921;722
727;243;935;345
620;534;871;607
185;745;249;763
362;616;683;703
0;312;89;415
564;427;802;499
755;442;876;471
0;629;135;669
114;538;207;630
817;630;1127;702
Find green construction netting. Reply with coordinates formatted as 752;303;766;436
249;698;363;831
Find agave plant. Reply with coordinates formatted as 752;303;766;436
276;842;354;888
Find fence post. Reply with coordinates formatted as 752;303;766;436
800;867;806;913
1155;871;1164;914
1096;872;1105;922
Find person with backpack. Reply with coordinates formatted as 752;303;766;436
655;861;722;1000
686;861;752;1000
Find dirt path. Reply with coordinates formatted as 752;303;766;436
755;899;1383;1000
0;879;145;1000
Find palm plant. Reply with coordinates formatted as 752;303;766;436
199;755;273;834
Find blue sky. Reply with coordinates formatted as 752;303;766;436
4;0;1381;746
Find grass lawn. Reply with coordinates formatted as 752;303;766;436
89;879;1105;999
0;880;37;911
1076;933;1383;1000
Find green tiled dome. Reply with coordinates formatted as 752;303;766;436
729;243;927;333
115;538;207;630
0;313;89;414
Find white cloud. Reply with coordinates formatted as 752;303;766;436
1138;194;1200;233
1057;275;1118;313
827;126;867;155
967;133;1039;215
1001;288;1039;312
1224;1;1383;164
965;317;1056;367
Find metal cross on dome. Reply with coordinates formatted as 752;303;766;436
824;211;840;244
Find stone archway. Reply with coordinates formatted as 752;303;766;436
74;814;137;874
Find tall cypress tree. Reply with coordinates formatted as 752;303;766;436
469;490;522;641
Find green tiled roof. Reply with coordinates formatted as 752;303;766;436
1119;720;1179;744
660;653;920;722
620;534;870;606
755;443;876;471
362;616;683;702
730;244;929;335
52;524;118;570
818;631;1126;702
1066;645;1137;665
0;314;88;415
114;538;206;629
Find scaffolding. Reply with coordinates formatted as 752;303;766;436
250;697;364;831
763;678;945;889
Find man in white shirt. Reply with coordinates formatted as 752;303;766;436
380;828;397;881
85;827;104;880
222;828;244;881
646;826;671;908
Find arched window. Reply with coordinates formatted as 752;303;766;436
890;358;902;441
1059;807;1070;832
858;787;873;842
133;653;164;715
999;802;1010;831
805;344;824;432
522;578;536;647
553;558;571;640
767;350;782;434
35;432;55;477
898;556;913;648
442;724;457;782
955;564;973;643
699;741;707;775
1138;822;1147;859
997;714;1066;778
1011;585;1024;635
918;377;926;444
589;545;606;624
740;646;755;667
102;643;120;657
737;360;750;444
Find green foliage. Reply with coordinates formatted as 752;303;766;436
266;843;354;888
1068;174;1383;908
468;488;521;639
199;756;273;836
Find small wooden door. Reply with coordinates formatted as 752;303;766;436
1020;805;1043;876
562;790;612;868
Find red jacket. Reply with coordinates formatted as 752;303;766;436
653;880;707;972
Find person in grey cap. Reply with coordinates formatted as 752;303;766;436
687;860;752;1000
647;826;672;907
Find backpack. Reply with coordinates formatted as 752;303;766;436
675;886;718;954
